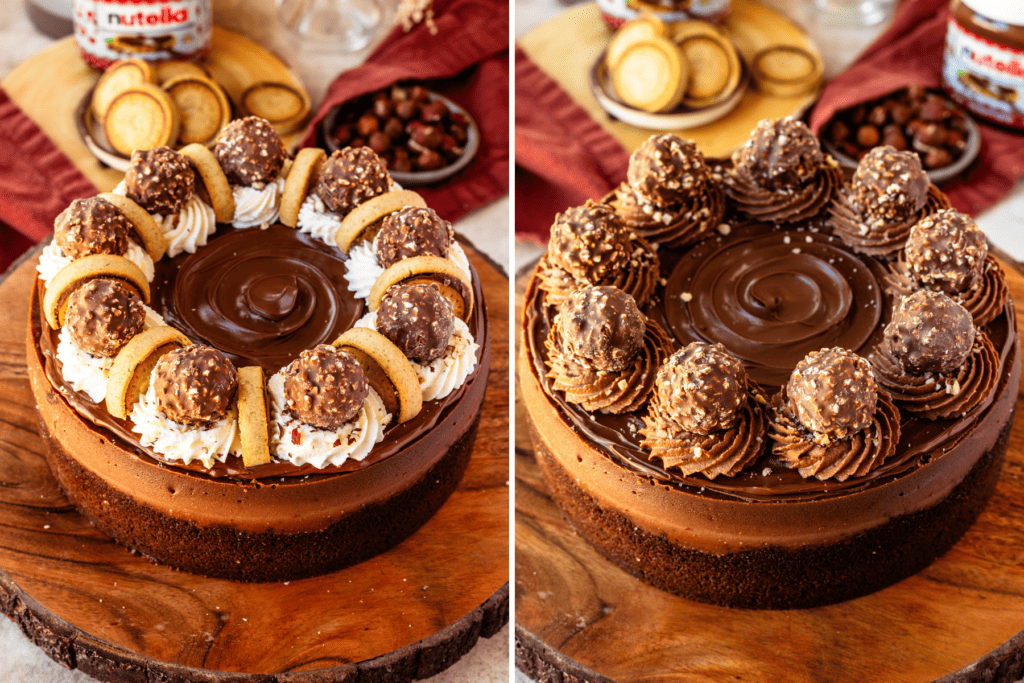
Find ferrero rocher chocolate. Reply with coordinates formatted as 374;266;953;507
905;209;988;294
627;134;711;206
214;116;286;186
655;342;747;435
376;207;452;268
548;201;632;285
885;290;975;374
377;282;455;364
556;285;645;372
850;146;929;222
787;347;877;443
282;345;369;430
154;345;238;426
125;147;195;215
734;117;823;189
65;278;145;358
316;147;390;216
54;197;131;260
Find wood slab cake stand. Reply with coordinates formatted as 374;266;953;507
0;243;509;683
515;255;1024;683
517;0;821;159
1;28;309;192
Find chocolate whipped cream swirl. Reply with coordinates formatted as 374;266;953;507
888;254;1008;327
605;181;725;249
723;117;844;224
536;201;659;307
830;184;950;259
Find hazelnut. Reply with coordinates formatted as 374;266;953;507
356;114;379;137
856;125;880;147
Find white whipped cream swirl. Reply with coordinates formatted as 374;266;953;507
55;328;114;403
344;239;472;302
231;176;285;229
37;239;155;285
130;378;240;468
267;372;390;468
296;191;343;246
354;312;479;401
113;180;217;258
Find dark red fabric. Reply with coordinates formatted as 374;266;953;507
808;0;1024;216
301;0;510;223
0;87;98;272
514;47;630;240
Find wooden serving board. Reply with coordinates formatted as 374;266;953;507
517;0;821;158
0;242;509;683
514;255;1024;683
1;28;309;193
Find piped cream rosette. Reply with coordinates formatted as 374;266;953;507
113;177;217;258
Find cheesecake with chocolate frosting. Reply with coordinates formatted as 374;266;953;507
520;121;1019;609
28;121;490;582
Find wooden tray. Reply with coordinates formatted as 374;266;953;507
514;255;1024;683
517;0;822;158
0;241;509;683
1;29;310;193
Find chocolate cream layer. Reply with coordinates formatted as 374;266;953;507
34;225;489;481
524;217;1019;506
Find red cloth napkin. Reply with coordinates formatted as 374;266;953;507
808;0;1024;216
514;47;630;240
301;0;510;223
0;88;98;272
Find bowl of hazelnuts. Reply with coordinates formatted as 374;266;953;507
322;83;480;187
821;85;980;184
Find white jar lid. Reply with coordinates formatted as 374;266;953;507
961;0;1024;27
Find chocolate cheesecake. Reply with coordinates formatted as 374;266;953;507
520;119;1019;609
28;124;490;582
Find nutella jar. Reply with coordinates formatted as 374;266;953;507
73;0;212;70
943;0;1024;130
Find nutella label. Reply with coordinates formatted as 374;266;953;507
943;18;1024;129
74;0;212;70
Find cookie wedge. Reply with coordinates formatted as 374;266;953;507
335;190;428;253
179;143;235;223
237;366;271;467
105;326;192;419
43;254;151;330
103;83;181;156
91;59;156;122
279;147;326;228
368;255;473;323
332;327;422;424
240;82;311;135
98;192;168;261
163;74;232;145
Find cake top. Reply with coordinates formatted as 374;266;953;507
884;289;975;374
548;200;632;285
281;345;369;430
125;147;195;215
376;206;452;268
905;209;987;294
654;342;748;435
154;345;238;426
733;117;823;189
556;285;645;372
786;347;877;445
627;134;711;206
54;197;131;259
317;147;390;215
377;282;455;364
214;116;286;186
850;146;929;222
65;278;145;358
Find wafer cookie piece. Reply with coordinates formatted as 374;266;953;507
335;190;428;253
237;366;271;467
279;148;326;228
332;327;422;423
163;74;232;145
103;83;181;156
368;255;473;322
179;143;235;222
105;326;192;419
98;192;168;261
91;59;156;121
43;254;151;330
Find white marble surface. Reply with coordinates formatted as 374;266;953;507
0;1;509;682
